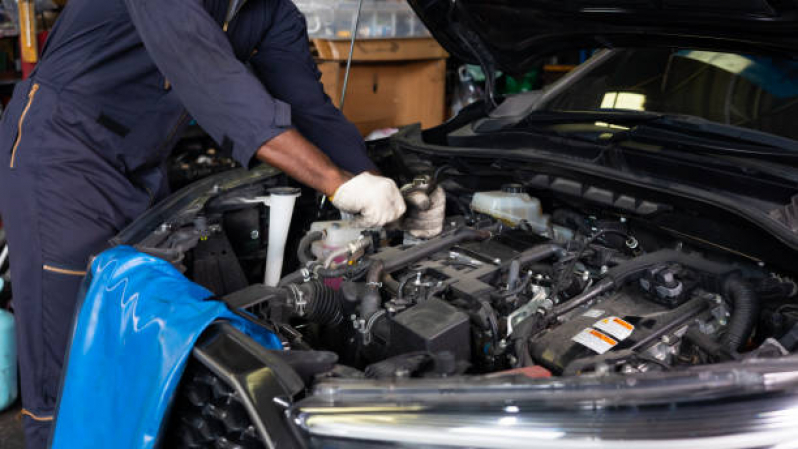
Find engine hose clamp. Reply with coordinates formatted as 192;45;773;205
300;268;312;283
366;281;382;288
287;284;307;316
362;309;387;345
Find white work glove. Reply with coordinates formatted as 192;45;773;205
331;172;406;227
402;186;446;239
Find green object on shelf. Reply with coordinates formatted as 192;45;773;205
502;68;540;94
464;64;502;83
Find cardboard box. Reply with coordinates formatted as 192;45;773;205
314;37;447;136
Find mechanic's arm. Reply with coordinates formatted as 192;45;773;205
257;130;404;225
122;0;404;225
250;0;442;235
248;0;375;175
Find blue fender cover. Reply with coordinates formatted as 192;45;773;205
50;246;282;448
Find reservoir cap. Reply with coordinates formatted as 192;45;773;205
501;184;525;194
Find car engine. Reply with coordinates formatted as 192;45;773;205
258;215;741;378
131;168;798;382
122;151;798;386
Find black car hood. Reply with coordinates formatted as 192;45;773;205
407;0;798;75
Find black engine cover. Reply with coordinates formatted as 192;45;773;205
389;298;471;361
530;288;672;373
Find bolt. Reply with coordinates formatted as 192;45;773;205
250;230;260;240
620;217;627;223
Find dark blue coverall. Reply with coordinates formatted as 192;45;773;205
0;0;374;446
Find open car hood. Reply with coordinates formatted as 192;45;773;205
407;0;798;75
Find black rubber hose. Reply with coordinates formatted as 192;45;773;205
278;269;306;287
361;260;384;320
299;280;345;326
629;297;709;351
382;227;493;273
550;278;615;318
552;249;739;319
684;328;740;361
513;244;566;267
297;231;324;266
550;229;629;299
316;260;372;279
720;277;758;352
277;260;372;287
358;227;493;319
604;249;735;287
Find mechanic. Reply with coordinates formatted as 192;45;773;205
0;0;442;447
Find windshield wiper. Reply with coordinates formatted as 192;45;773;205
473;109;664;133
610;115;798;161
510;110;798;161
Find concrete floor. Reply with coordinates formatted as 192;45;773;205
0;402;24;449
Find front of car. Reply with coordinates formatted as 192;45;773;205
62;1;798;448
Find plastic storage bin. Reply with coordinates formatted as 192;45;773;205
0;303;17;412
293;0;430;39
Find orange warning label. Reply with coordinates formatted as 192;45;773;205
572;328;618;354
590;329;617;345
594;316;635;340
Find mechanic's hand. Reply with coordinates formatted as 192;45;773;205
402;186;446;239
331;172;406;227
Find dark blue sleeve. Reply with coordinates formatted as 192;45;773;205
249;0;376;174
122;0;292;167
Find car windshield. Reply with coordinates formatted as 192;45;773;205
541;49;798;142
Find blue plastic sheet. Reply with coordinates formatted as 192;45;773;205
51;246;282;449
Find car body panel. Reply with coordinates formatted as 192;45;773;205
408;0;798;74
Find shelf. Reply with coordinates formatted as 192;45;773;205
311;37;448;62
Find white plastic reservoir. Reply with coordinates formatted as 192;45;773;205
309;220;377;261
471;184;573;241
264;188;301;287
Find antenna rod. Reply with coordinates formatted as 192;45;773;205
339;0;365;112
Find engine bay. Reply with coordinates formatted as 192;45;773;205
127;158;798;382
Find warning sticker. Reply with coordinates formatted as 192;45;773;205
594;316;635;341
572;328;618;354
582;309;605;318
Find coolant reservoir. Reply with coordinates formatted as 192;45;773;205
309;220;377;262
471;184;573;241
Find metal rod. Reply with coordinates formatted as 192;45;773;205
339;0;365;112
0;245;7;270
